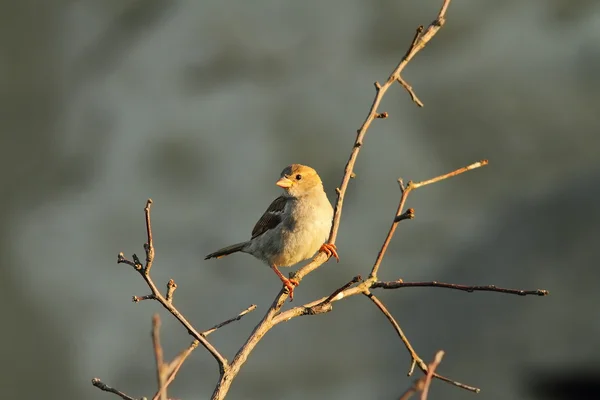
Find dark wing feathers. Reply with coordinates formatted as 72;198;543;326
251;196;288;239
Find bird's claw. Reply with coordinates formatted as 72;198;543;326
319;243;340;263
283;278;299;301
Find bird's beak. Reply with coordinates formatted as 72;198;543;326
276;177;293;188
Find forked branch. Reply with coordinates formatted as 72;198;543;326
92;0;549;398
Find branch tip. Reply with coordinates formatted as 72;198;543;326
92;378;137;400
166;279;177;303
395;208;415;222
133;294;156;303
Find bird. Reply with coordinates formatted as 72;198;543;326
205;164;339;300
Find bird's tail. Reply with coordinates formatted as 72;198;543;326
205;242;247;260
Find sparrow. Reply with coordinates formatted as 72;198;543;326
205;164;339;300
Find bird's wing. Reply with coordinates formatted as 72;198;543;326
251;195;288;239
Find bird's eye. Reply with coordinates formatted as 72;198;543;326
295;174;302;180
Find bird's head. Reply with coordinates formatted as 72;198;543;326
276;164;324;198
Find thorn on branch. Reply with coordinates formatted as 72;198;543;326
374;81;382;90
395;208;415;222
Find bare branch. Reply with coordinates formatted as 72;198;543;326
327;0;455;251
91;378;138;400
421;351;445;400
132;294;156;302
144;199;155;273
366;293;479;393
411;159;489;189
151;340;199;400
370;160;488;279
93;1;549;399
373;280;549;296
305;275;363;315
117;200;228;372
152;315;167;400
398;351;444;400
201;304;258;336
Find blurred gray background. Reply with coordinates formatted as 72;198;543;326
1;0;598;399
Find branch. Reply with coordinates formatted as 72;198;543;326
91;378;138;400
421;351;445;400
95;1;550;399
201;304;258;336
151;340;199;400
152;315;167;400
327;0;452;249
117;200;228;372
149;305;257;400
374;280;549;296
370;160;488;279
365;293;479;393
211;2;486;397
398;351;445;400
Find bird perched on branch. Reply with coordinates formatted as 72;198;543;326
205;164;339;300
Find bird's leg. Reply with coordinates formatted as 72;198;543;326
319;243;340;263
270;264;299;301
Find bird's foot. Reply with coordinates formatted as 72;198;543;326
319;243;340;263
271;264;299;301
282;277;299;301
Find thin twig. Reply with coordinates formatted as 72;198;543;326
305;275;363;315
91;378;138;400
421;351;445;400
373;280;549;296
398;351;444;400
152;315;167;400
327;0;453;250
151;341;199;400
398;25;424;106
365;292;424;369
365;292;479;393
370;160;488;279
201;305;258;336
319;275;362;305
132;294;156;302
144;199;155;273
411;160;488;189
117;200;229;372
